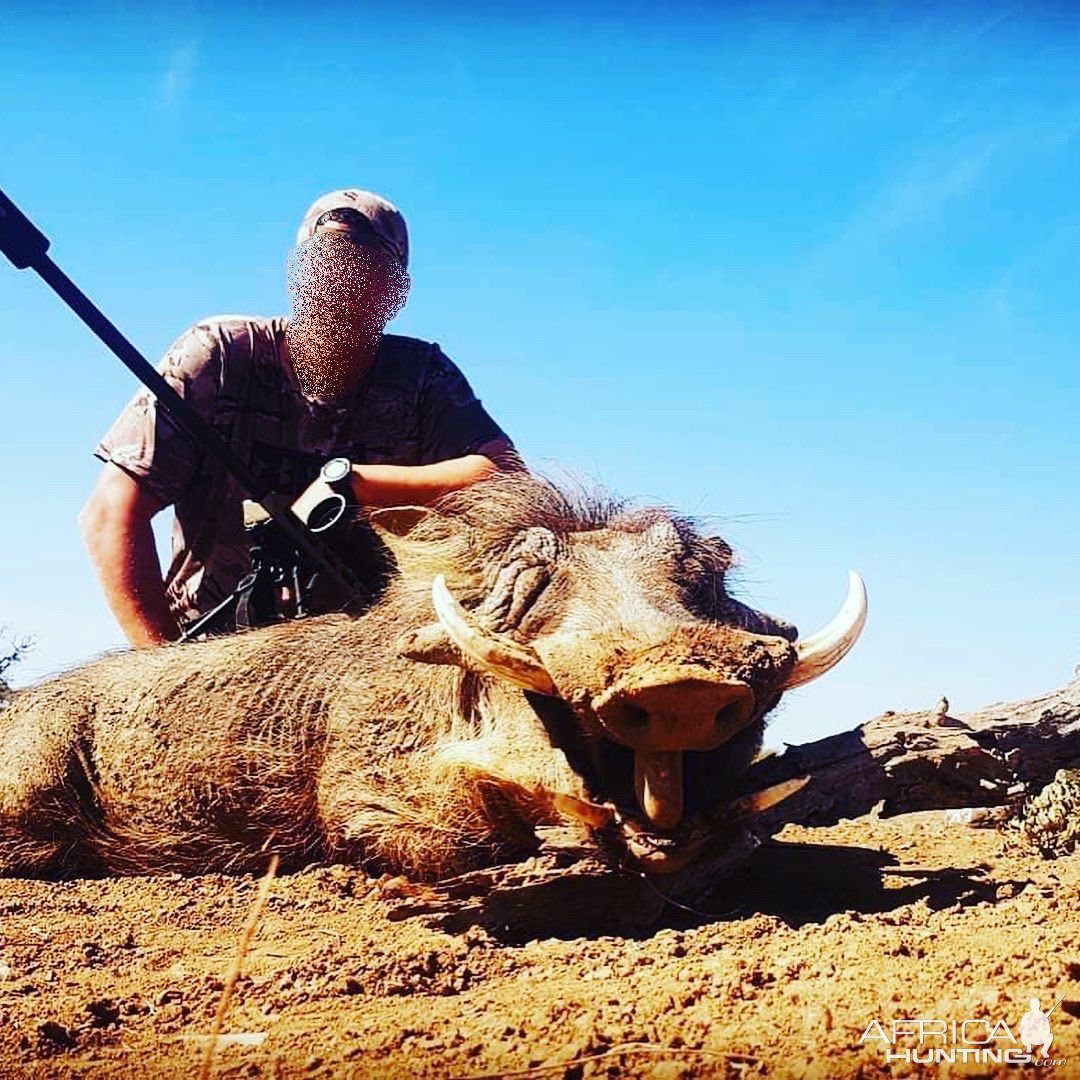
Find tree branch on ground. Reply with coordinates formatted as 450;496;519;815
744;671;1080;834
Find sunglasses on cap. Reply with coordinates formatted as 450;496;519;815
313;208;404;267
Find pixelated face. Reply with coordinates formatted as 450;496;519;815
286;232;410;401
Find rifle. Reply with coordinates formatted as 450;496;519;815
0;186;366;633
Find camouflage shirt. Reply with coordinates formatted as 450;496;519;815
94;315;510;625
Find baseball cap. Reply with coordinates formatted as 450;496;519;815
295;189;409;270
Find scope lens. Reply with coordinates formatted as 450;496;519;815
307;494;347;533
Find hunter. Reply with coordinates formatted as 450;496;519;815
80;189;513;646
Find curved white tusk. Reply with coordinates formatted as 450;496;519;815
431;574;557;695
783;570;868;689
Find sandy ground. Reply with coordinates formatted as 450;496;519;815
0;810;1076;1079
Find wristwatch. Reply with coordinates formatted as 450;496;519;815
320;456;353;495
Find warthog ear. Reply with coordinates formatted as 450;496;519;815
369;506;446;579
368;505;433;541
370;504;478;587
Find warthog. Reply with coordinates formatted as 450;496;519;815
0;475;865;879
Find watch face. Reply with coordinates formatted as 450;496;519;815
321;457;351;484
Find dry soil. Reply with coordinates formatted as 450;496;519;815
0;810;1076;1078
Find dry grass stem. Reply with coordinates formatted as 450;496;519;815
198;853;280;1080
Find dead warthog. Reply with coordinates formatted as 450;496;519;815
0;476;865;879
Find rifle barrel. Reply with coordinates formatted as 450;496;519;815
35;255;277;499
1;186;360;599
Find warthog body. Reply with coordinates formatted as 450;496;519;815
0;476;863;879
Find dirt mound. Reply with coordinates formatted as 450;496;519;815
0;810;1076;1078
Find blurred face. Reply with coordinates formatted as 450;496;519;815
286;229;410;402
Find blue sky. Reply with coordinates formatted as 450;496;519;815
1;3;1078;746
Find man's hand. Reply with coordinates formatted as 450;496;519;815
79;464;179;648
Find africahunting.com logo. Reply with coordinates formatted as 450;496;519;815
860;996;1067;1067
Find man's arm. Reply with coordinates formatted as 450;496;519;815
349;437;514;507
88;322;225;646
79;463;179;647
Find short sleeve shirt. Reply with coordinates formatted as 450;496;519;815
94;315;511;625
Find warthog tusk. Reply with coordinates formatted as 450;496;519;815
727;776;809;819
547;791;615;829
431;575;557;695
783;570;868;689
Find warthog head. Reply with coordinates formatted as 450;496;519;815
372;476;866;874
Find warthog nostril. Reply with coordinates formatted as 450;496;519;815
595;701;649;734
715;699;752;735
594;676;756;751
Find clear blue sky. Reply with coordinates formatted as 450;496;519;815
2;3;1078;746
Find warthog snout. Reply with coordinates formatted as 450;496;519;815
593;670;755;752
531;624;800;832
593;673;758;830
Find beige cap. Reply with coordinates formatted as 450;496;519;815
295;189;409;270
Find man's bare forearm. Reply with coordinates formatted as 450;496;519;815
349;446;513;508
80;470;179;647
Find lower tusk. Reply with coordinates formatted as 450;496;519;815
547;791;615;829
729;776;809;819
